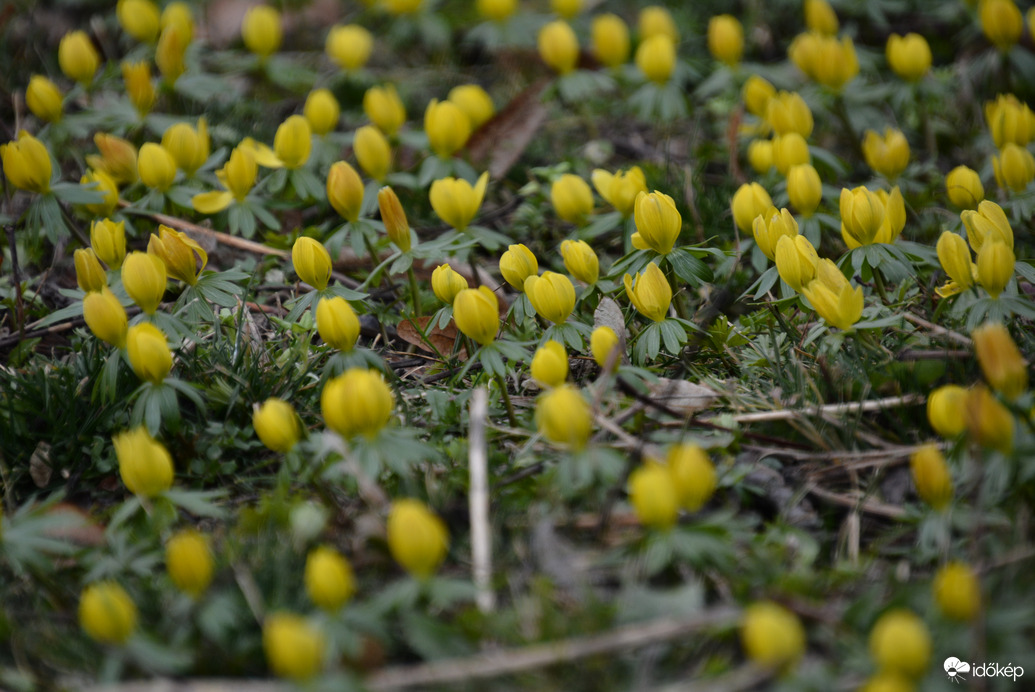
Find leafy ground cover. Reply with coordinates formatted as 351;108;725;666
1;0;1035;689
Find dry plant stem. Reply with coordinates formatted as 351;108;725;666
468;387;494;613
710;393;924;425
805;483;907;519
903;312;972;346
120;202;288;257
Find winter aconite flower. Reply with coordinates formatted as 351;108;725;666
353;125;392;182
524;272;576;324
747;140;773;174
869;610;931;678
961;200;1013;252
980;0;1023;51
740;602;806;670
927;385;968;438
1;131;52;194
453;286;499;345
639;5;678;42
75;249;106;293
839;186;885;247
89;134;138;185
766;91;813;137
636;35;676;84
448;85;495;130
137;143;177;192
387;499;449;578
936;231;975;295
321;368;394;439
149;226;207;285
272;116;312;170
117;0;161;43
667;444;717;511
123;62;156;117
730;182;773;232
801;259;863;331
624;262;671;322
379;186;411;251
804;0;838;34
536;384;592;449
591;14;630;68
79;582;137;645
253;398;302;453
629;462;679;529
788;32;858;91
772;133;811;176
327;161;365;223
551;174;594;225
886;33;931;82
933;562;981;621
972;322;1028;399
531;340;568;388
292;237;332;290
316;296;360;352
752;207;798;260
992;143;1035;192
786;163;822;216
113;427;175;497
976;238;1014;298
707;15;743;67
945;165;984;209
326;24;373;71
775;234;819;292
478;0;517;23
161;119;209;176
59;31;100;85
242;5;281;58
83;288;128;348
910;444;953;510
26;75;62;123
305;546;356;611
80;169;119;216
743;75;776;117
561;239;599;285
431;264;468;304
192;145;257;214
430;172;489;231
425;99;471;159
166;529;214;598
632;191;681;254
592;167;647;217
499;244;538;291
91;219;127;270
263;613;324;681
538;20;579;75
126;323;173;383
965;385;1014;453
364;85;406;136
984;94;1035;149
862;129;910;181
591;326;620;370
156;23;188;84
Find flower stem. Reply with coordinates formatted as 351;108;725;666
407;266;422;318
872;268;890;305
496;373;517;427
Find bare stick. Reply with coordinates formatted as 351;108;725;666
805;484;907;520
712;394;924;425
120;203;288;258
469;387;494;613
904;312;972;347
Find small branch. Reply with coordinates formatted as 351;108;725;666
712;393;924;425
805;483;907;520
903;312;972;347
120;202;288;258
468;387;494;613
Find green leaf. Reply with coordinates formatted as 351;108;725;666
667;249;713;286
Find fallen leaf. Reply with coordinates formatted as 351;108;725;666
397;317;463;358
647;378;721;416
468;80;550;180
29;441;51;488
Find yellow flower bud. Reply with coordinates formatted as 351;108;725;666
707;15;744;67
972;322;1028;399
869;610;931;678
127;323;172;383
354;125;392;182
591;166;647;217
325;24;373;71
801;259;864;331
80;169;119;216
1;130;52;194
114;426;174;497
224;145;257;201
253;397;302;452
263;613;324;680
429;172;489;231
162;119;209;176
857;674;914;692
667;443;717;511
304;89;340;136
58;30;100;85
927;385;968;438
551;0;582;19
629;462;679;529
117;0;161;42
743;76;776;118
166;529;213;598
936;231;975;293
561;239;599;285
88;133;138;185
933;562;980;621
591;13;630;68
785;163;821;216
26;75;62;123
79;582;137;645
499;244;538;291
590;325;620;370
536;384;592;449
531;340;568;388
984;94;1035;148
747;140;774;174
91;218;127;270
316;296;360;352
137;143;177;192
326;161;364;224
804;0;839;35
550;174;593;226
242;5;281;58
75;248;107;294
636;34;676;84
453;286;500;345
740;601;806;669
886;33;931;82
766;91;813;138
149;225;207;285
387;499;449;578
448;84;495;130
305;546;356;611
632;190;682;254
789;32;858;91
772;132;811;176
364;85;406;137
965;385;1014;453
730;182;773;232
839;186;885;247
424;99;471;159
752;207;799;260
976;238;1014;298
872;187;906;245
775;234;819;292
992;142;1035;192
863;129;910;181
122;62;156;117
321;368;394;439
945;165;984;209
432;264;468;304
538;20;579;75
383;0;423;15
83;288;128;348
477;0;517;22
292;237;332;290
273;115;311;170
525;271;576;325
639;5;678;42
623;261;672;323
961;200;1012;253
156;23;188;85
161;2;194;43
910;444;953;510
981;0;1023;51
378;186;411;251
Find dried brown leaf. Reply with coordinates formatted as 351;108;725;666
468;80;550;180
647;378;721;416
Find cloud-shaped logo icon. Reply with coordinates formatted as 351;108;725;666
944;657;971;682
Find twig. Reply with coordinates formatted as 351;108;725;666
805;483;907;520
712;394;924;425
903;312;972;347
120;203;288;258
468;387;494;613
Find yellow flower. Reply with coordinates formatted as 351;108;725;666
192;146;257;214
364;84;407;136
383;0;423;15
114;426;175;497
772;133;811;176
550;174;594;225
166;529;213;598
972;322;1028;399
26;75;62;123
429;172;489;231
316;296;360;352
122;62;156;117
590;326;620;370
910;444;953;510
75;248;107;294
79;582;137;645
636;34;676;84
624;262;671;323
162;119;209;176
766;91;813;137
322;368;394;439
551;0;582;19
58;30;100;85
83;288;128;348
354;125;392;182
707;15;743;67
839;186;885;247
786;163;822;217
945;165;984;209
561;239;599;285
499;244;538;291
88;133;138;185
629;462;679;529
1;130;52;194
304;89;340;136
536;384;592;449
927;384;968;438
253;398;302;453
789;32;858;91
992;143;1035;192
638;5;679;42
730;182;773;232
740;601;806;669
91;218;127;270
961;200;1012;252
273;115;312;170
933;562;981;621
775;234;819;292
525;271;576;325
127;323;173;384
857;673;914;692
632;190;681;254
538;20;579;75
378;186;411;251
242;5;281;58
305;546;356;611
976;238;1014;298
424;99;472;159
804;0;839;35
965;385;1014;453
984;94;1035;148
752;207;799;260
980;0;1023;51
149;225;207;285
869;610;931;678
117;0;161;42
326;161;364;224
325;24;373;71
477;0;517;22
591;13;630;68
801;259;864;331
161;2;194;43
742;75;776;117
80;169;119;216
667;443;717;511
292;237;332;290
936;231;975;293
263;613;325;680
591;166;647;217
531;340;568;388
137;143;177;192
747;140;773;174
863;129;910;181
387;499;449;578
870;187;905;245
453;286;500;345
156;23;188;84
448;84;494;130
886;33;931;81
432;264;468;304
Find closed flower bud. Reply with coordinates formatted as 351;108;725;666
316;296;360;352
84;288;128;348
88;133;138;185
477;0;517;23
775;234;819;292
936;232;975;292
551;0;582;19
752;207;799;260
364;85;406;136
263;613;324;680
114;426;174;497
984;94;1035;148
122;62;156;116
305;546;355;611
156;23;187;84
910;444;953;510
138;143;177;191
965;385;1014;453
802;260;864;331
253;398;302;452
561;239;599;284
961;200;1012;253
629;462;679;529
354;125;392;182
747;140;774;174
591;166;647;217
80;169;119;216
624;262;671;323
149;225;207;285
127;323;172;383
872;187;906;245
591;13;630;68
667;443;716;511
804;0;838;35
223;145;257;201
531;340;568;388
945;165;984;209
731;182;773;232
453;286;500;345
383;0;423;15
591;326;620;370
75;248;107;293
840;186;885;247
740;602;806;669
166;529;213;598
869;610;931;678
429;172;489;231
789;32;858;91
322;368;394;439
536;384;592;449
525;271;576;325
992;143;1035;192
707;15;744;67
292;237;332;290
162;2;194;43
863;129;910;181
242;5;281;57
632;190;682;254
26;75;62;123
273;115;311;170
786;163;822;216
448;84;494;130
162;119;209;176
91;219;127;270
304;89;340;136
1;130;52;194
743;76;776;117
499;244;538;291
976;239;1014;298
424;99;472;159
857;674;914;692
432;264;468;304
933;562;980;621
58;31;100;85
327;161;364;224
387;499;449;578
80;582;137;645
639;5;679;42
636;34;676;84
538;20;579;75
927;385;968;438
767;91;814;137
326;24;373;71
551;174;594;225
886;33;931;82
972;322;1028;399
981;0;1023;51
378;186;411;251
772;133;811;176
118;0;161;42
